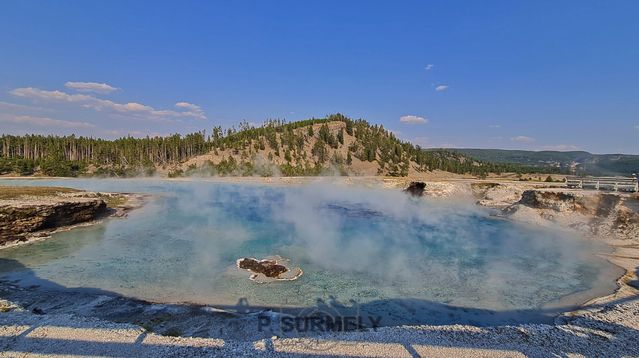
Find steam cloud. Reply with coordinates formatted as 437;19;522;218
0;178;614;313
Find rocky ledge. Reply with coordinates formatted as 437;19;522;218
518;189;582;212
0;186;145;246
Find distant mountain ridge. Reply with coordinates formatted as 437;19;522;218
442;148;639;176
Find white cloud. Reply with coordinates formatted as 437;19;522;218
175;102;200;111
635;125;639;130
425;64;434;71
65;81;118;94
0;101;54;113
488;124;501;128
0;101;31;111
0;114;94;129
542;144;579;151
435;85;449;92
11;87;206;120
174;102;206;119
400;115;428;124
510;135;535;143
123;102;153;111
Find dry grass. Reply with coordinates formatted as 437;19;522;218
0;186;80;199
98;193;127;208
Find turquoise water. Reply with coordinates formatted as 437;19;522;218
0;179;618;324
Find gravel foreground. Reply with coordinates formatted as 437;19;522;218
0;294;638;358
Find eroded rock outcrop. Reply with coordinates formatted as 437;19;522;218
237;257;288;278
404;181;426;197
0;198;107;244
236;256;303;283
497;188;639;241
518;190;582;212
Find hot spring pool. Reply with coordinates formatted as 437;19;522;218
0;179;621;326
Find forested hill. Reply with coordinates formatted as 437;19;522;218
1;114;545;177
445;148;639;176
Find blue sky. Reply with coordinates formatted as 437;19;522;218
1;1;637;154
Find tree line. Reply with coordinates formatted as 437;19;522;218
0;113;557;177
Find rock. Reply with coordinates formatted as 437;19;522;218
0;198;107;245
237;258;288;278
404;181;426;197
236;256;303;283
518;190;579;212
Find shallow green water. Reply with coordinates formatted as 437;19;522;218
0;179;619;325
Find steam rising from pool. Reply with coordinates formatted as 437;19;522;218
0;179;618;325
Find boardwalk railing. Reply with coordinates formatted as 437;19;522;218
565;176;638;192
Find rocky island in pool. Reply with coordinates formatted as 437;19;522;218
236;256;303;283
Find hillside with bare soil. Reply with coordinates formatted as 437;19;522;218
1;115;540;178
169;115;506;178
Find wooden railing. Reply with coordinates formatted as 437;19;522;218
565;176;638;192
